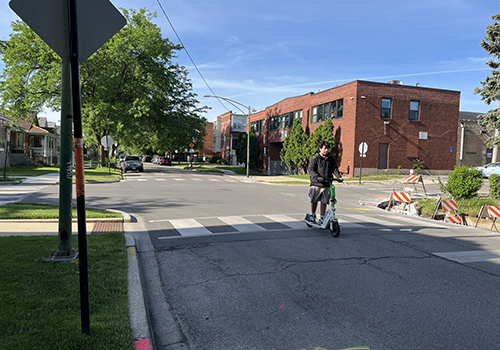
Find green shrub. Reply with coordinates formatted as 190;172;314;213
489;174;500;199
442;166;484;199
209;155;221;164
216;159;227;165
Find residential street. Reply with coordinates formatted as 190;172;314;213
20;163;500;349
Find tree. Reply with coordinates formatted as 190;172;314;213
305;119;336;170
475;11;500;148
0;8;207;165
235;127;261;168
280;119;308;173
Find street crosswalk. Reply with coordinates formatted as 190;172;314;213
124;175;260;184
150;211;469;239
0;185;48;205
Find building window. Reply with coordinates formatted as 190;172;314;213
311;99;343;123
270;109;303;130
251;119;265;133
381;98;391;119
409;100;420;121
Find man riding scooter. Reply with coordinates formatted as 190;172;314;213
306;140;343;225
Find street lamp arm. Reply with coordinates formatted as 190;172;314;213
204;94;250;115
204;94;252;178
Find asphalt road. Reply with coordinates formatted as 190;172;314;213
21;164;500;349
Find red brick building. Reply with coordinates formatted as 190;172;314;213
213;111;248;165
244;80;460;176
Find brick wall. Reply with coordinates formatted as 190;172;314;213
248;80;460;176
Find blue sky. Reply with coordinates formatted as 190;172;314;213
2;0;500;123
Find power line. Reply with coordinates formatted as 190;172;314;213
155;0;229;113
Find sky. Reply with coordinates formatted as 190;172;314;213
1;0;500;124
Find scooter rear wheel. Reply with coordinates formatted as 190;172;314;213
330;221;340;237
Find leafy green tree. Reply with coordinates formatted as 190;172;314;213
0;8;207;165
235;127;261;168
475;11;500;148
305;119;336;171
280;119;308;173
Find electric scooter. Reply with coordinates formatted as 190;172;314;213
304;178;342;237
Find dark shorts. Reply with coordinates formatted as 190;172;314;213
308;186;331;205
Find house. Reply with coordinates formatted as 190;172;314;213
237;80;460;176
213;111;247;165
0;114;59;167
457;111;491;167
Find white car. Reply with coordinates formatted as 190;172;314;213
474;162;500;177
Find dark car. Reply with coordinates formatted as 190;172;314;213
144;155;152;162
160;157;172;166
121;155;144;173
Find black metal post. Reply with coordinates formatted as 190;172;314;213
68;0;90;334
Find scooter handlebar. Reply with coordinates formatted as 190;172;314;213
324;177;343;183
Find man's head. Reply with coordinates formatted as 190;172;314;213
318;140;330;157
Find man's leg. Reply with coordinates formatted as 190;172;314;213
320;202;327;216
311;202;318;214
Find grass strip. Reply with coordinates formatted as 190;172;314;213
0;203;122;220
0;233;132;349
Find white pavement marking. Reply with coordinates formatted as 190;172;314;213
174;178;185;181
433;250;500;263
167;219;212;237
155;178;166;181
137;179;148;182
225;179;237;182
192;178;203;181
209;179;220;182
218;216;266;232
264;214;305;229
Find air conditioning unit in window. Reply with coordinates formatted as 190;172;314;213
387;80;403;85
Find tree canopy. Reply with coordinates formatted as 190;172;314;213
280;118;336;174
280;119;308;173
475;12;500;147
0;8;207;159
235;127;261;168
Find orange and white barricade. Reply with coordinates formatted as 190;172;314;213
474;204;500;231
403;174;427;196
488;206;500;231
431;197;462;225
387;191;412;214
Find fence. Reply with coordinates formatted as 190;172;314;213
268;160;299;175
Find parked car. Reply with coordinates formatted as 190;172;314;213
474;162;500;177
144;155;152;162
152;156;160;164
121;155;144;173
160;157;172;166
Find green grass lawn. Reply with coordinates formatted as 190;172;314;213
0;203;123;220
0;233;132;349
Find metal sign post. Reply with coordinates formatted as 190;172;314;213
358;142;368;184
9;0;126;335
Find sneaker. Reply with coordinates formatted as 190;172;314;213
318;217;324;225
305;214;316;223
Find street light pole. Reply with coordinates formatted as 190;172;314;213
204;95;252;177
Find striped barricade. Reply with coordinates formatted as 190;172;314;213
488;206;500;231
403;174;427;196
431;197;463;225
441;199;458;213
388;191;412;214
444;215;462;225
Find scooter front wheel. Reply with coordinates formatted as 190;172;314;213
330;221;340;237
